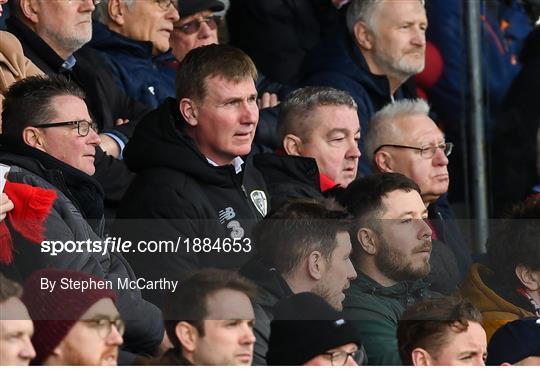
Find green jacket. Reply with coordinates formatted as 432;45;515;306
343;272;441;365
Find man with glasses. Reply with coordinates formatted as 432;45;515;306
6;0;151;209
365;98;471;294
22;269;124;365
266;293;365;366
91;0;180;108
0;76;165;362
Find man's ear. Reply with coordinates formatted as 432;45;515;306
283;134;303;156
357;228;377;255
19;0;40;25
307;251;324;281
353;21;374;50
108;0;125;26
22;127;46;151
411;348;432;366
515;264;539;291
179;98;198;127
374;150;394;173
175;322;198;353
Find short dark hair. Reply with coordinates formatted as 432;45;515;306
338;172;421;227
176;44;257;102
163;269;257;350
2;75;85;138
0;273;23;303
397;297;483;365
487;198;540;291
277;86;357;142
254;198;352;277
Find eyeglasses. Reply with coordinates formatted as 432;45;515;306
67;0;102;5
153;0;177;11
174;15;221;35
32;120;98;137
83;319;125;339
374;142;454;159
323;349;364;366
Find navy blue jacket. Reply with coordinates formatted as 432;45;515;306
301;29;416;174
90;22;176;109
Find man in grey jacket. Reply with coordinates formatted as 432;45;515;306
0;75;164;363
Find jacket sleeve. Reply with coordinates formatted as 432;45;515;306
344;307;403;365
92;146;135;204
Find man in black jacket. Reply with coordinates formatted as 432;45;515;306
7;0;150;205
114;44;269;307
0;76;164;362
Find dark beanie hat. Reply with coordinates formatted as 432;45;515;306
487;317;540;365
22;269;117;365
178;0;224;18
266;292;362;365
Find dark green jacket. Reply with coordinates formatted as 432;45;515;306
343;272;441;365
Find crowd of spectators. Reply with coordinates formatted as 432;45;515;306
1;0;539;366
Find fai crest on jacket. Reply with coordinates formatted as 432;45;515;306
250;190;267;217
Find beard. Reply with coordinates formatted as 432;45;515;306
43;24;92;55
375;235;431;282
372;44;425;80
312;281;345;312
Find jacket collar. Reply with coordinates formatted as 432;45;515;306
90;21;154;59
352;270;430;297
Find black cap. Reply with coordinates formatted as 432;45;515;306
266;293;362;365
178;0;225;18
487;317;540;365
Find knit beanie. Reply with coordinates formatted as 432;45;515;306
487;317;540;365
22;269;117;365
266;292;362;365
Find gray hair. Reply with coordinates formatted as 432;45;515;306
346;0;425;35
277;86;357;142
93;0;134;23
365;98;430;164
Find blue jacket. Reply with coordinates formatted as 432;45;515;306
89;21;175;108
301;29;417;174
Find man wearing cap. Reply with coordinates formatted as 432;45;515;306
487;317;540;366
267;292;366;366
91;0;180;108
0;273;36;366
22;269;124;366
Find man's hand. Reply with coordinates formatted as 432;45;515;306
0;193;14;222
258;92;279;109
99;134;121;158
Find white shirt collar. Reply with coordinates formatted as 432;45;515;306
206;156;244;174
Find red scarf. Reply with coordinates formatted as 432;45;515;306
0;182;56;265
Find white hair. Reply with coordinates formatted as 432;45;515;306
365;98;431;164
92;0;134;23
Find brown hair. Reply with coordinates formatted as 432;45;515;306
0;273;23;303
176;44;257;102
397;297;483;365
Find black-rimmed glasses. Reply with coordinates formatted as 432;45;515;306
154;0;177;11
323;349;364;366
174;15;221;35
374;142;453;159
32;120;98;137
83;319;125;339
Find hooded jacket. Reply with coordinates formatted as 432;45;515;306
343;272;440;365
89;22;175;109
114;98;269;307
240;257;294;365
0;139;163;359
459;263;534;341
302;29;417;174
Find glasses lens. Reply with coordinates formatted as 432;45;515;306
77;121;90;136
444;142;453;156
207;16;220;30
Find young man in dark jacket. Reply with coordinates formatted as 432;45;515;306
338;173;441;365
0;76;164;362
113;45;269;307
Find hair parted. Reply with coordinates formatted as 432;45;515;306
163;268;257;351
365;98;431;165
277;86;357;142
2;75;86;138
397;297;483;365
0;273;23;303
176;44;257;102
254;198;352;277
